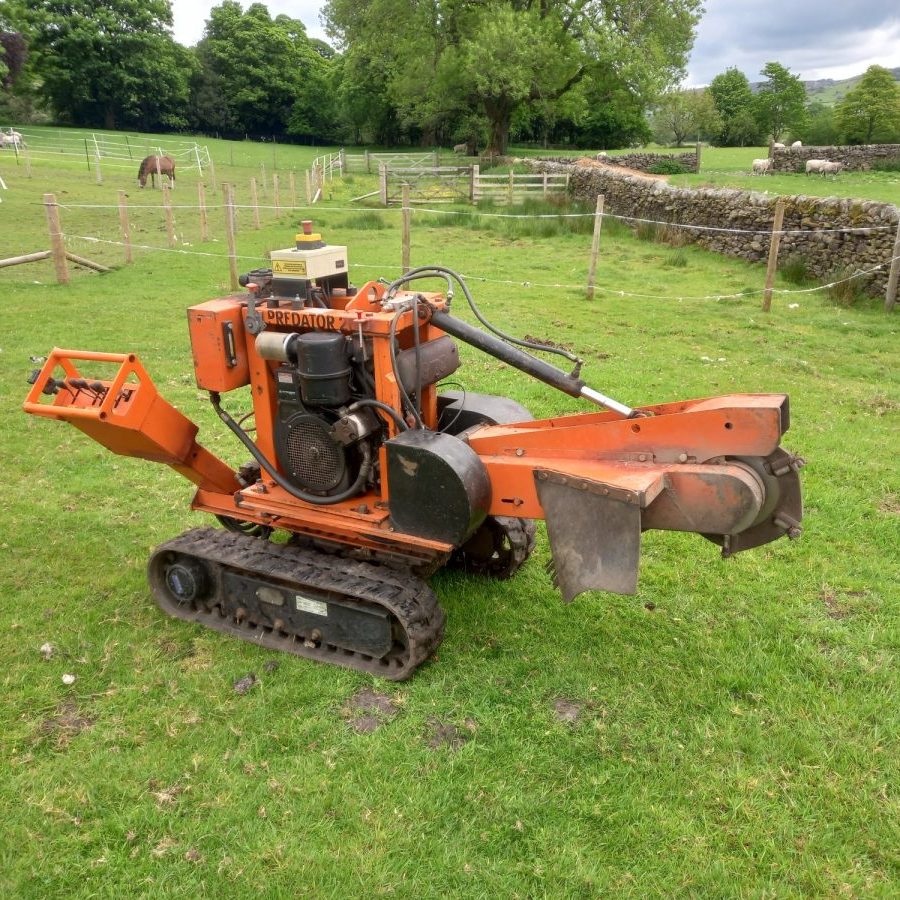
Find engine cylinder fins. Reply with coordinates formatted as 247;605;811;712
147;527;445;680
448;516;537;580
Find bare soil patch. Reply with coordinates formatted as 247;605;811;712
553;698;583;724
425;717;473;750
575;157;669;181
344;688;398;734
39;701;95;744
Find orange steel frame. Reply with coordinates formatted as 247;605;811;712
24;281;791;563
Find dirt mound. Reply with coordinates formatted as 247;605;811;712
575;157;669;181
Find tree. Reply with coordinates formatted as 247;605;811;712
754;62;806;143
836;65;900;144
190;3;334;139
652;88;721;146
805;99;839;146
709;67;761;146
551;71;651;149
0;32;27;89
25;0;191;130
324;0;703;155
0;1;43;122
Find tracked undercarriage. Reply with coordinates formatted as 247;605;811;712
149;528;445;679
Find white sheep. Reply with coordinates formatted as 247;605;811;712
0;129;23;150
452;143;467;154
791;140;802;148
772;142;786;150
806;159;843;177
751;158;772;175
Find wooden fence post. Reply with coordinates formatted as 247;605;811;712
223;183;239;291
250;177;261;229
155;155;162;190
339;149;346;175
43;193;69;285
117;190;133;264
432;149;440;168
379;164;388;206
508;169;514;205
365;149;371;173
260;162;267;198
273;173;281;214
305;170;312;204
317;163;325;195
470;164;479;203
586;194;605;300
162;183;176;247
762;198;785;312
198;181;209;242
401;182;411;274
885;218;900;312
208;157;217;195
289;171;297;208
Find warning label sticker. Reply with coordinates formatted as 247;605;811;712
273;259;308;276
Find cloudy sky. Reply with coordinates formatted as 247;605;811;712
170;0;900;87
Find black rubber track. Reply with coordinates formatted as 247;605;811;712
448;516;537;580
148;527;445;680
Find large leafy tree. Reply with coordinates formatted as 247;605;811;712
753;62;806;143
0;32;27;89
651;88;721;146
836;65;900;144
25;0;191;130
190;2;333;139
805;99;839;146
1;2;44;122
709;66;761;146
324;0;702;155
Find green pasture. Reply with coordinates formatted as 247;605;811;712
1;131;898;897
513;141;900;206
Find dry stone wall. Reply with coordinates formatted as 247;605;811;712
593;149;700;173
527;159;899;296
771;144;900;173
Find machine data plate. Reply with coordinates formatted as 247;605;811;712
296;595;328;616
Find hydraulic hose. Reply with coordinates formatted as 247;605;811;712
386;264;580;365
386;266;636;417
429;310;635;417
389;307;425;428
210;392;373;506
347;398;409;432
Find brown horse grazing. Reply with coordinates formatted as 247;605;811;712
137;155;176;189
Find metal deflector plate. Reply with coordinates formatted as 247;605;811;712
535;470;642;600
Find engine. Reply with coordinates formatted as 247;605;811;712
260;330;379;498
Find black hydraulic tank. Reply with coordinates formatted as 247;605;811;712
386;430;491;545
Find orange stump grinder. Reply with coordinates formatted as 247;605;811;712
24;224;804;679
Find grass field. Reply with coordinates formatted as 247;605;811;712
1;130;898;897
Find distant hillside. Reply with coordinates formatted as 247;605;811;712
748;68;900;105
803;67;900;105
